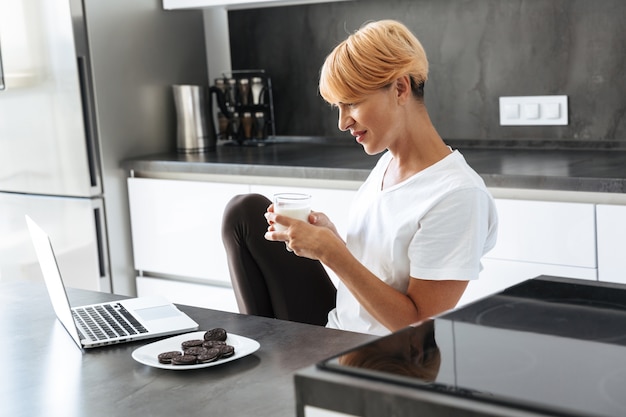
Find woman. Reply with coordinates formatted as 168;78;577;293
222;19;497;336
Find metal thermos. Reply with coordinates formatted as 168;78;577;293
172;84;230;153
173;85;212;153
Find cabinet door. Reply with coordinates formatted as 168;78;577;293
597;204;626;284
128;178;249;283
460;199;598;306
487;199;597;268
457;258;598;307
136;276;238;313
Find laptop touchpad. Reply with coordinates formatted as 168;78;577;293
135;305;182;321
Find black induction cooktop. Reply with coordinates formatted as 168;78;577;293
318;276;626;417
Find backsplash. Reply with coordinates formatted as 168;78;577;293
228;0;625;147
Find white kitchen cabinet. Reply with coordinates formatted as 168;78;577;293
128;177;249;283
457;258;598;307
487;199;597;268
136;276;238;312
127;175;608;313
457;198;598;307
596;204;626;284
127;176;358;311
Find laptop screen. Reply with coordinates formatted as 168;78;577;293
26;215;83;349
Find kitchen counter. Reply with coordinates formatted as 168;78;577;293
0;280;374;417
123;137;626;194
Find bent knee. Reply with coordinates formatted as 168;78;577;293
224;193;271;220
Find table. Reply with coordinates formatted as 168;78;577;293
0;280;374;417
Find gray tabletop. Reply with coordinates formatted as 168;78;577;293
123;137;626;194
1;280;374;417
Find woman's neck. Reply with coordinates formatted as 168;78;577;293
383;111;450;189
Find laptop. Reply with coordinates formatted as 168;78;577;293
26;215;199;349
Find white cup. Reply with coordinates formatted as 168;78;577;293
273;193;311;232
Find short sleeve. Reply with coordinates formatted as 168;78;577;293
409;188;495;281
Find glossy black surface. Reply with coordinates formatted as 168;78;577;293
319;276;626;417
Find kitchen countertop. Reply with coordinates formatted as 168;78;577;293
1;280;374;417
122;137;626;194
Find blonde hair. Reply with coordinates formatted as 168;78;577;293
319;20;429;104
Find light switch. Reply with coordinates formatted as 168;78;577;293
504;103;520;119
523;103;540;119
499;95;568;126
543;102;561;119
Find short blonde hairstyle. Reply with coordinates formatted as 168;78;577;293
319;20;429;104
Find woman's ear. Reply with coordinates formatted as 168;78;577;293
395;75;412;103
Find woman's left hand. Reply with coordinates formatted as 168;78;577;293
264;210;343;260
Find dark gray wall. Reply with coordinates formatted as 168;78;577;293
228;0;625;146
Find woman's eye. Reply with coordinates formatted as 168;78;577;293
335;102;358;113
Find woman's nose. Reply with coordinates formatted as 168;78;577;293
337;107;353;132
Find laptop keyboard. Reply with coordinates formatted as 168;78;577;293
72;303;148;341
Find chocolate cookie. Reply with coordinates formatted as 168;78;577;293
196;347;221;364
154;329;237;365
183;346;209;356
203;328;227;342
157;351;183;364
219;344;235;358
171;354;198;365
202;340;226;349
181;339;205;349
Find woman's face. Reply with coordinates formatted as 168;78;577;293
335;84;402;155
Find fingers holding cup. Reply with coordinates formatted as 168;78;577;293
272;193;311;232
272;193;311;251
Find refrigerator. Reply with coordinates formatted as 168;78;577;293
0;0;208;293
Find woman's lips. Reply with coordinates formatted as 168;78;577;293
352;130;366;143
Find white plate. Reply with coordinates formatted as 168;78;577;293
131;331;260;370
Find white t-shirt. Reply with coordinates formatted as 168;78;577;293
326;149;498;335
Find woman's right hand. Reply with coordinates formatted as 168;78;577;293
309;211;344;243
265;204;342;240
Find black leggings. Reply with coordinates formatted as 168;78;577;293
221;193;336;326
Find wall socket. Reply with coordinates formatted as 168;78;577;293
499;95;568;126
